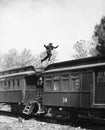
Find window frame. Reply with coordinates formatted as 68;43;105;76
61;74;70;92
45;79;53;92
53;79;60;92
44;74;70;92
70;74;80;92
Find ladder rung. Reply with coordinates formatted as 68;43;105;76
27;106;31;109
24;108;30;111
23;111;29;114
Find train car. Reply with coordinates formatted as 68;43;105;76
0;65;44;115
42;56;105;119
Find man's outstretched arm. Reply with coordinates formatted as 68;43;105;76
53;45;59;49
44;44;47;48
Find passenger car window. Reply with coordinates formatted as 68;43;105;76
0;82;3;89
8;80;10;89
53;75;60;92
13;79;20;89
61;79;69;92
61;75;69;92
96;71;105;82
0;82;1;89
45;80;52;92
71;74;80;91
53;80;60;91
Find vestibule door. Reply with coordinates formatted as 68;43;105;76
94;70;105;104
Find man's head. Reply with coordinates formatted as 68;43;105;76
49;43;53;46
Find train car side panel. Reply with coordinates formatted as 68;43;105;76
43;93;70;106
43;73;81;107
43;57;105;119
70;92;80;107
80;72;93;107
0;91;22;102
0;77;25;103
94;68;105;104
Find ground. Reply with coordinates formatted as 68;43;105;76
0;104;88;130
0;115;88;130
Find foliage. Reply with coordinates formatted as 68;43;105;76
73;40;96;59
73;16;105;59
93;16;105;56
0;48;58;71
1;49;19;70
19;49;35;67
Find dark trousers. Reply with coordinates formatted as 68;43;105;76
41;53;52;62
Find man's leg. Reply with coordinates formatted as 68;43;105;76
41;55;49;62
48;53;52;61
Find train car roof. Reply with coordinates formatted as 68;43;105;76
43;56;105;74
0;70;35;80
0;65;44;80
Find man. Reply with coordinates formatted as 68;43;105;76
41;43;59;63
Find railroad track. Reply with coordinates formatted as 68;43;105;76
0;110;105;130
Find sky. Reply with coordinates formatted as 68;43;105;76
0;0;105;61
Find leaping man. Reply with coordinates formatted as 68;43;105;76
41;43;59;63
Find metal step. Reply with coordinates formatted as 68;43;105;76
23;103;35;115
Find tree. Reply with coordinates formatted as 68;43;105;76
93;16;105;56
73;40;96;59
1;49;36;70
0;48;58;71
19;48;35;67
73;16;105;59
1;49;19;70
